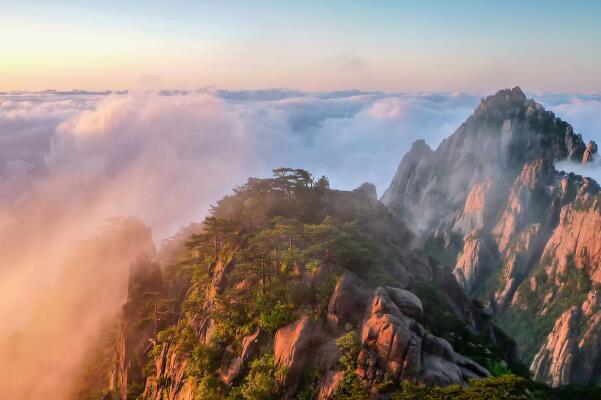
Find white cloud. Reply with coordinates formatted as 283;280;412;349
0;88;479;341
2;88;601;398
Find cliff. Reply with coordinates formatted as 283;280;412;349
382;87;601;387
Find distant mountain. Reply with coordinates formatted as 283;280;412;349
383;87;601;387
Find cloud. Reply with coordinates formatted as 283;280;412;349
3;88;601;398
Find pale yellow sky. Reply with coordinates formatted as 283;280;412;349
2;1;601;92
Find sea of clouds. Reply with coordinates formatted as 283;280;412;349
0;89;480;349
2;89;601;284
1;88;601;398
0;89;482;240
0;89;477;397
2;90;600;241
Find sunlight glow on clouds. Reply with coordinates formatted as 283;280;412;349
1;89;601;398
0;90;480;363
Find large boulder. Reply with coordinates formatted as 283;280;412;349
385;286;423;319
274;316;321;398
327;274;369;331
356;286;489;387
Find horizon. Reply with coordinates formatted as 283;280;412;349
3;86;601;96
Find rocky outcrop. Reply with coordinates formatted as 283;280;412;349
540;182;601;282
354;182;378;200
453;231;495;293
326;274;369;330
317;370;344;399
356;287;489;387
494;223;542;305
142;341;194;400
273;315;344;399
582;141;598;163
220;328;264;385
268;276;499;397
492;160;552;253
531;290;601;387
531;306;581;386
142;253;237;400
385;286;423;319
111;258;164;400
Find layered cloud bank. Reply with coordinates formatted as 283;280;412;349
1;89;600;398
0;89;482;241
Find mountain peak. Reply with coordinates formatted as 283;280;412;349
493;86;526;100
477;86;528;112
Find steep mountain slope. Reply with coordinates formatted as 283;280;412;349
382;87;601;386
88;169;524;399
0;218;155;400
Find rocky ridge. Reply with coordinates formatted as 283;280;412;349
382;87;601;386
95;172;518;399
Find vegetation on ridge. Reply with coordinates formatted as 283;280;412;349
79;168;601;400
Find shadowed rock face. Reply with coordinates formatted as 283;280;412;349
382;87;601;386
111;258;164;400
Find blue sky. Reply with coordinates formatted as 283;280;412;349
2;1;600;91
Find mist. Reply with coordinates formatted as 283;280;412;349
1;89;600;398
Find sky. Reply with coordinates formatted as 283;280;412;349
3;4;601;397
2;0;601;92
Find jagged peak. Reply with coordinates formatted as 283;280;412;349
494;86;526;100
354;182;377;200
409;139;433;153
477;86;529;112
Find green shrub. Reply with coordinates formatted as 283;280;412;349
238;354;279;400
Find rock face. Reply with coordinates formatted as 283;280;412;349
531;306;580;386
531;290;601;386
220;328;264;385
453;232;495;293
583;141;598;163
326;274;369;330
452;178;494;235
271;279;495;397
382;87;601;384
541;184;601;282
111;258;164;400
139;265;506;399
141;253;237;400
356;286;489;386
382;87;591;232
354;182;378;200
274;316;321;397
